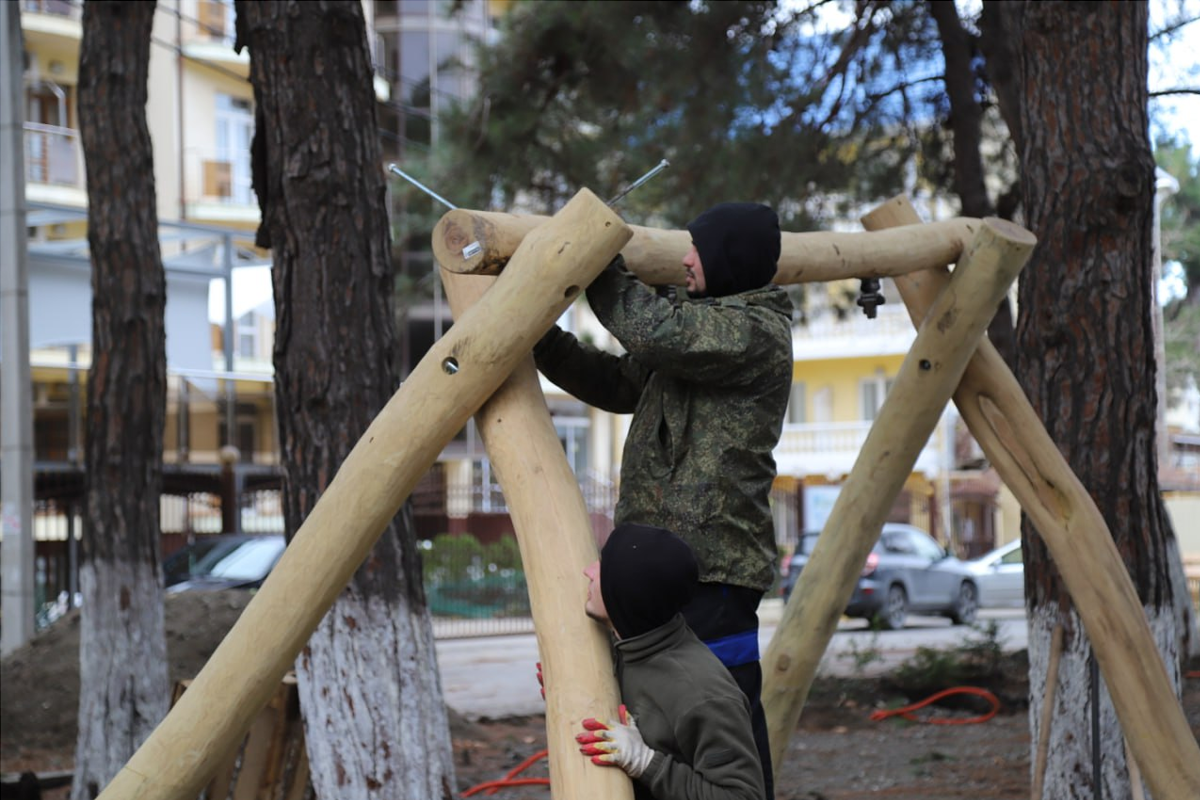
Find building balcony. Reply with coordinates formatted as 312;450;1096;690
24;122;86;206
183;149;260;224
774;419;948;480
20;0;82;44
793;303;916;361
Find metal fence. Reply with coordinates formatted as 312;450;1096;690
25;473;801;638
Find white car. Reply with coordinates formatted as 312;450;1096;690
965;539;1025;609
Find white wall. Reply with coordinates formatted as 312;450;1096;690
29;253;216;373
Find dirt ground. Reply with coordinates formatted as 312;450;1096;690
3;590;1198;800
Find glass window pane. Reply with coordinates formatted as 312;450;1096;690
400;31;430;101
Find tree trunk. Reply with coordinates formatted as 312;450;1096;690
929;0;1017;369
1005;3;1182;798
235;2;456;796
74;3;169;798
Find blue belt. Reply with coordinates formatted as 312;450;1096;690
703;629;759;668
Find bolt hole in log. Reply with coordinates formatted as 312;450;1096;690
564;285;580;300
919;359;932;370
442;357;460;375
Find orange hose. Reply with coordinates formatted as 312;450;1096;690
462;748;551;797
869;686;1001;725
462;777;550;797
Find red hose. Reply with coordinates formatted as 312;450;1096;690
869;686;1001;725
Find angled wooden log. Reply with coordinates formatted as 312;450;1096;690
441;269;633;800
433;207;978;285
96;189;632;800
860;197;1200;800
761;217;1035;773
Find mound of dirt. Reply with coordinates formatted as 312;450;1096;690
1;590;255;759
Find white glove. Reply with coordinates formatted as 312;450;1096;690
577;705;656;779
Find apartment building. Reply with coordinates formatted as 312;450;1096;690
17;0;399;612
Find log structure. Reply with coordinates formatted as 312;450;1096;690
759;216;1035;772
857;197;1199;799
95;189;632;800
441;269;633;800
433;207;979;286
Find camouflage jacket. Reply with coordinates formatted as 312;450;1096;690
534;258;794;591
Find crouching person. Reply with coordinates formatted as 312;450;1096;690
578;522;766;800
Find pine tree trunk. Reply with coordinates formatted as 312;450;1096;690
929;1;1017;369
74;3;169;798
1005;3;1182;798
235;2;456;796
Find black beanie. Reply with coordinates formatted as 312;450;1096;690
599;522;699;639
685;202;781;298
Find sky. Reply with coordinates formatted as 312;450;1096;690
1147;0;1200;148
791;0;1199;147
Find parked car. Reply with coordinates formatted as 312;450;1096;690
779;523;979;630
965;539;1025;609
164;534;286;593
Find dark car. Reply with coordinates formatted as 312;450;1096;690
164;533;286;593
779;523;978;630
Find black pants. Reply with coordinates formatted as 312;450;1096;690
682;582;773;800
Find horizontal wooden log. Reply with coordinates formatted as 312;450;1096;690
861;196;1200;800
96;189;633;800
762;216;1035;773
433;207;980;286
441;269;633;800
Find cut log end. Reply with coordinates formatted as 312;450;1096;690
982;216;1037;247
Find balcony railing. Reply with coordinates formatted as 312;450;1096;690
795;303;915;343
22;0;79;19
774;419;946;478
24;122;83;188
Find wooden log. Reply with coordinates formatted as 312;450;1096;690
95;189;632;800
432;207;979;286
761;217;1035;772
860;197;1200;799
440;270;633;800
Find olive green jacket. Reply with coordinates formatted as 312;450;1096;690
615;614;766;800
535;259;794;591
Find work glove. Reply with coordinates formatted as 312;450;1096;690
576;704;655;779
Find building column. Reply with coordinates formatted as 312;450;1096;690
1;0;37;655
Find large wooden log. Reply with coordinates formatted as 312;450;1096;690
433;207;979;285
440;270;633;800
860;197;1200;800
96;189;632;800
761;217;1035;772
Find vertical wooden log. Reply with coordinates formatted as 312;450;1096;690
95;189;632;800
862;197;1200;799
441;270;633;800
761;218;1035;771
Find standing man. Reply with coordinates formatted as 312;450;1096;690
535;202;792;796
576;522;766;800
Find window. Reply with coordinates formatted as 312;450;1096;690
198;0;235;43
812;386;833;424
786;381;806;424
859;369;894;422
214;94;255;205
236;310;258;359
399;31;431;104
910;531;946;560
218;402;258;461
554;416;590;476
